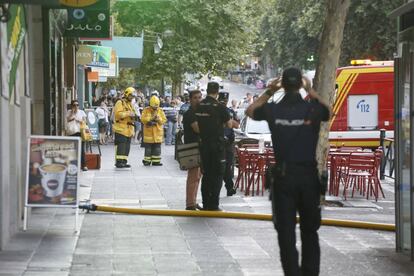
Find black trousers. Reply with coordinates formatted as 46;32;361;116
223;142;235;191
70;133;85;167
114;133;131;164
272;164;321;276
200;142;226;210
144;143;162;164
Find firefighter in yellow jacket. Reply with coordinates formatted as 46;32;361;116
113;87;138;168
141;96;167;166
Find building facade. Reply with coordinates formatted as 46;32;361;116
391;0;414;260
0;2;80;249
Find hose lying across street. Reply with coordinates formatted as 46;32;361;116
79;203;395;232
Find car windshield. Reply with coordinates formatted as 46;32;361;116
245;118;270;134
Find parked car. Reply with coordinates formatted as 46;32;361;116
235;116;272;145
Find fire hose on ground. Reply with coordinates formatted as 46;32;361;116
79;203;395;232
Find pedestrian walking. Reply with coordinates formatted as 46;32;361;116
239;92;254;108
95;99;109;145
141;96;167;166
65;99;88;171
195;82;233;211
113;87;138;168
218;92;239;196
132;96;142;144
164;100;178;145
178;95;190;128
231;99;239;110
183;90;203;210
246;67;331;276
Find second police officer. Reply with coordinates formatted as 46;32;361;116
246;67;331;276
196;82;233;211
218;91;239;196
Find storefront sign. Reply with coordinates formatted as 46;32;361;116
87;71;99;82
91;49;118;77
64;0;110;38
60;0;99;7
0;4;27;100
77;45;111;68
85;109;99;140
0;1;98;7
25;136;80;207
98;76;108;82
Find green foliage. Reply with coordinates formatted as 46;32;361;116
260;0;324;70
113;0;259;87
260;0;402;70
340;0;403;65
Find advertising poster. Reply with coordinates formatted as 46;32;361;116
0;4;26;100
76;44;111;68
25;136;80;207
91;49;118;77
85;109;99;140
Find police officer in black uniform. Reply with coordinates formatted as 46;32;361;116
246;67;330;276
196;82;232;211
218;92;239;196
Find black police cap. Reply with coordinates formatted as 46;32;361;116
282;67;302;88
207;82;220;93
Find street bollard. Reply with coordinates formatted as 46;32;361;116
379;129;386;180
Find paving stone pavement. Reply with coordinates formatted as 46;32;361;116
1;143;414;275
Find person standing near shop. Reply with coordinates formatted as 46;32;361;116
218;92;239;196
95;99;110;145
183;90;203;210
246;67;331;276
141;96;167;166
132;96;142;144
66;99;88;171
164;100;178;145
113;87;138;168
196;82;232;211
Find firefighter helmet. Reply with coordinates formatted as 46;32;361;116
124;87;136;97
150;96;160;108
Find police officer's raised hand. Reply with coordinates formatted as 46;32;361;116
267;77;282;93
302;76;312;92
246;78;280;118
129;111;136;117
302;78;333;117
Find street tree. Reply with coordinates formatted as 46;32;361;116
313;0;351;173
340;0;404;64
114;0;258;95
260;0;402;70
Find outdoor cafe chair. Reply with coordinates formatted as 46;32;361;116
342;152;383;201
245;149;274;196
235;148;257;192
328;153;349;196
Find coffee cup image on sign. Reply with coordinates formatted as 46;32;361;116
39;164;67;198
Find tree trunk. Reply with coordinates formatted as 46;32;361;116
314;0;351;173
172;79;182;96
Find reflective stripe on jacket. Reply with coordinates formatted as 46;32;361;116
141;107;167;143
112;100;135;138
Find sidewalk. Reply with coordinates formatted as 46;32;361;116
1;144;414;275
